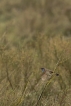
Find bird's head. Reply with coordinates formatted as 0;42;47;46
41;68;46;72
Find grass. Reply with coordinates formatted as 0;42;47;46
0;0;71;106
0;0;71;43
0;35;71;106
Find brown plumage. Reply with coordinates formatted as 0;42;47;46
41;68;59;80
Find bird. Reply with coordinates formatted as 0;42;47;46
40;68;59;80
34;68;59;89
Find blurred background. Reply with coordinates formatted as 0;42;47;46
0;0;71;44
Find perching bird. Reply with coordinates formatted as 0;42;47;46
34;68;59;90
40;68;59;80
34;68;59;89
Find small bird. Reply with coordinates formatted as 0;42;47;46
35;68;59;89
40;68;59;80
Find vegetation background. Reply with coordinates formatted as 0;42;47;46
0;0;71;106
